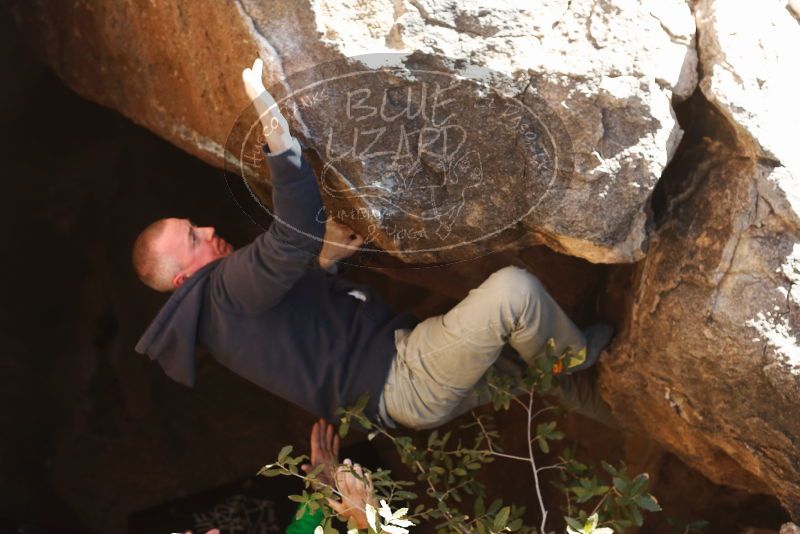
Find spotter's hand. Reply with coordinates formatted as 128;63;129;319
300;419;340;488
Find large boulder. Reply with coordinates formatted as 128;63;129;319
601;0;800;519
12;0;800;522
12;0;695;264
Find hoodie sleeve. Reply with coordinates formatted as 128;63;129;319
209;138;327;313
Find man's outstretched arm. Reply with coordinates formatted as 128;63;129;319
208;58;326;313
242;58;294;154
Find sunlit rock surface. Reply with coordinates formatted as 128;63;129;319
602;0;800;519
14;0;695;264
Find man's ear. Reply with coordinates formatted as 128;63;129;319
173;272;187;289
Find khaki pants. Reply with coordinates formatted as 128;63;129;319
379;266;588;430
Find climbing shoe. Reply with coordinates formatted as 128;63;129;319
568;322;614;373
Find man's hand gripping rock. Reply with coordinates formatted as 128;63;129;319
242;57;293;154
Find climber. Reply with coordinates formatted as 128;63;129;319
132;58;616;432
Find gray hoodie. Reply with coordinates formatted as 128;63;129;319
135;140;417;421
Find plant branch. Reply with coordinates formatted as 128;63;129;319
532;405;559;420
536;463;567;473
526;382;548;533
418;461;471;534
471;412;536;464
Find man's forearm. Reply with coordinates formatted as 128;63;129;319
242;57;294;154
264;139;326;252
260;109;294;154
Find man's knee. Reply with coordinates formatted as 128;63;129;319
486;266;544;301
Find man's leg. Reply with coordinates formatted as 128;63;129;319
381;266;587;430
555;367;619;428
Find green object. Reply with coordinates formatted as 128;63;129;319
285;503;324;534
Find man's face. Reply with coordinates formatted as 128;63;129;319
153;218;234;288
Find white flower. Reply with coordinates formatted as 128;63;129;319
374;499;413;533
566;513;614;534
366;502;379;532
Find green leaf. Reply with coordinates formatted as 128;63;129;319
507;518;523;531
536;422;551;437
355;413;373;430
537;436;550;454
285;455;308;467
493;506;510;532
594;484;611;496
564;516;584;531
612;476;627;494
487;498;503;516
473;497;485;518
277;445;293;463
629;473;649;496
572;486;594;504
601;461;619;477
633;494;661;512
631;504;643;526
607;519;627;532
354;392;370;412
307;464;324;479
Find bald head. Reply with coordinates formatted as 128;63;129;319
132;219;181;292
132;218;234;292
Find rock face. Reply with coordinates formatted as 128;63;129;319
11;0;800;523
12;0;695;264
601;0;800;519
282;0;697;264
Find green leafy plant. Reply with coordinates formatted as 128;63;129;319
259;340;661;533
